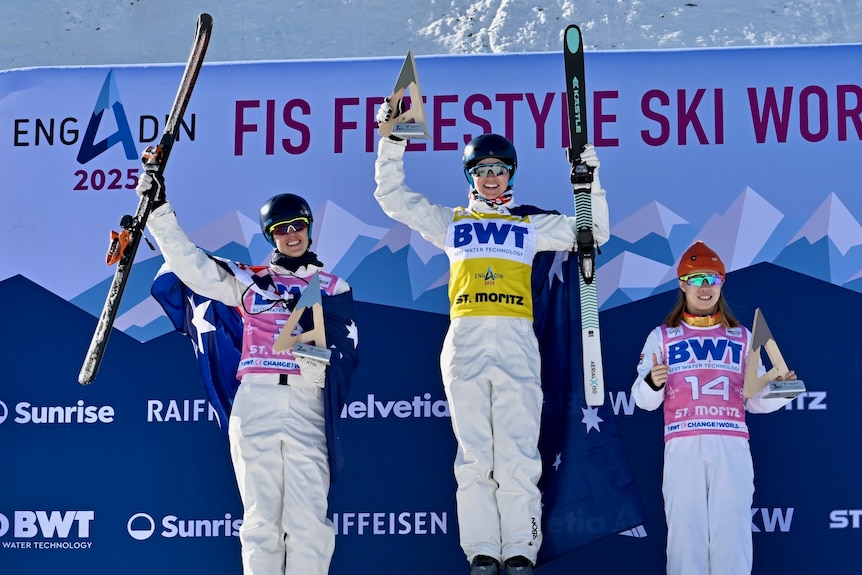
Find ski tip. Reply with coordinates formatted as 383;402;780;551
564;25;582;55
199;13;213;27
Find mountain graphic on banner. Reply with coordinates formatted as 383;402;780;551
67;187;862;342
595;186;862;308
779;192;862;285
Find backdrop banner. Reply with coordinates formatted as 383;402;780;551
1;44;859;574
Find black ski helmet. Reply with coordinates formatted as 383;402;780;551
462;133;518;187
260;193;313;248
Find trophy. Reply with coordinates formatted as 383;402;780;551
377;50;430;140
742;308;805;399
273;272;331;365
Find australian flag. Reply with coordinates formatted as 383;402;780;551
532;250;646;562
150;259;359;479
513;207;646;565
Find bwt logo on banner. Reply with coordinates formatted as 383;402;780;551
0;511;95;550
0;399;114;425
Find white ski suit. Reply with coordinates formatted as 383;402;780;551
632;321;793;575
147;203;350;575
374;138;609;565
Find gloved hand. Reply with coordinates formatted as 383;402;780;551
136;171;167;208
376;96;405;141
579;143;600;169
297;355;327;387
579;143;603;196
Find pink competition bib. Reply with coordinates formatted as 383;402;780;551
660;323;751;441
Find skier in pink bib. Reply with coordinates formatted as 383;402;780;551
631;240;797;575
137;167;358;575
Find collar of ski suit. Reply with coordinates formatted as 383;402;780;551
469;191;515;213
682;311;723;327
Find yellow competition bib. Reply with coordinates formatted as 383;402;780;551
445;209;537;319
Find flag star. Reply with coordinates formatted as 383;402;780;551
190;298;216;353
553;453;562;471
581;406;604;433
548;251;568;285
346;320;359;348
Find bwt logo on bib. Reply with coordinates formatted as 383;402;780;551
667;338;743;366
454;222;529;248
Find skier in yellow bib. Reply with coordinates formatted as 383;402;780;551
374;102;610;575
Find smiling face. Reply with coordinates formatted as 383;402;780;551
270;219;310;258
679;271;724;316
470;158;512;201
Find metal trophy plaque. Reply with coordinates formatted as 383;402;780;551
273;272;331;365
378;50;430;140
743;308;805;399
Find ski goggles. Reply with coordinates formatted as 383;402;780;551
269;218;309;236
680;273;724;287
468;163;512;178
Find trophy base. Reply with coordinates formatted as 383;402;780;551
293;343;331;365
763;379;805;399
392;122;429;139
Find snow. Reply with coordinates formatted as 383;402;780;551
4;0;862;71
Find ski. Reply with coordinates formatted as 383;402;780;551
78;13;213;385
563;24;605;406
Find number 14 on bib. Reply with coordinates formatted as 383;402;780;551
564;24;605;406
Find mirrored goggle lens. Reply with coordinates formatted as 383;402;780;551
469;163;511;178
270;218;309;236
682;273;724;287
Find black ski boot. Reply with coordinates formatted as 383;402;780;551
502;556;534;575
470;555;500;575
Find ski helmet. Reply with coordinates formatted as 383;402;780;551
260;193;313;248
462;133;518;187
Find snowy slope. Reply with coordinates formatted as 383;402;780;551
3;0;862;70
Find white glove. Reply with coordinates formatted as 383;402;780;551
297;356;326;387
136;171;166;206
579;143;600;169
376;96;406;123
376;97;406;141
580;143;609;245
376;98;394;124
579;143;603;195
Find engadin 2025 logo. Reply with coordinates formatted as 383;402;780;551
74;71;196;192
13;69;196;192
